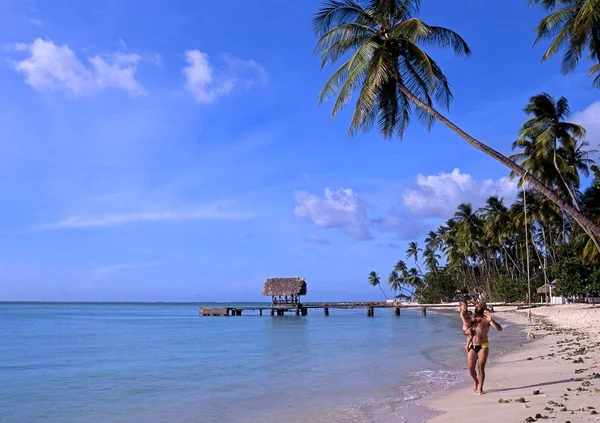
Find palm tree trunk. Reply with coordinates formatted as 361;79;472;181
552;148;600;254
379;285;388;300
395;82;600;239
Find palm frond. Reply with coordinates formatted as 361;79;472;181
313;0;375;36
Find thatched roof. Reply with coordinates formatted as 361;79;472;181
537;284;551;294
262;277;307;296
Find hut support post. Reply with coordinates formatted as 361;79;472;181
421;307;427;317
301;307;307;316
295;307;300;316
259;309;263;316
270;308;275;316
324;307;329;316
394;306;400;316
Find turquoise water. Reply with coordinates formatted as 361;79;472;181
1;303;478;423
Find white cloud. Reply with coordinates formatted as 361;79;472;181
294;188;371;240
183;50;267;104
12;38;146;96
36;206;258;230
304;234;331;245
401;168;518;217
573;101;600;148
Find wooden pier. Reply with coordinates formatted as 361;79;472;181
198;301;520;317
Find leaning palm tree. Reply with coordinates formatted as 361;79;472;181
313;0;600;237
368;270;388;299
530;0;600;87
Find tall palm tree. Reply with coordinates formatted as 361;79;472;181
387;270;401;299
394;259;409;295
406;267;423;293
424;230;441;252
512;93;600;253
314;0;600;237
368;270;388;299
406;241;422;272
530;0;600;87
423;247;441;271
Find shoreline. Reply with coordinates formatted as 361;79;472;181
421;304;600;423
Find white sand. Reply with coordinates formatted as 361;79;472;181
424;304;600;423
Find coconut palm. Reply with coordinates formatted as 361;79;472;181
423;247;441;272
368;270;388;299
406;267;423;291
512;93;600;253
517;94;587;198
314;0;600;237
530;0;600;87
387;270;402;299
406;241;422;272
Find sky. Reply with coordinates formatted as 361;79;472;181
0;0;599;302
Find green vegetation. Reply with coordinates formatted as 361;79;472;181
313;0;600;240
314;1;600;303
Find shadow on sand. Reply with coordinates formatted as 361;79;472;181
486;378;572;393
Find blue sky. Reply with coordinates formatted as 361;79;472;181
1;0;599;301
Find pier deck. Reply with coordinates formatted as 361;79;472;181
198;301;542;317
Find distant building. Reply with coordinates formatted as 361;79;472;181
537;280;566;304
262;277;307;305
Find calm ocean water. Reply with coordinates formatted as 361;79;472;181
0;303;514;423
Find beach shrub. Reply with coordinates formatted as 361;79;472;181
551;256;594;296
416;268;459;303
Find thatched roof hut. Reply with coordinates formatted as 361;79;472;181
537;284;551;295
262;277;307;297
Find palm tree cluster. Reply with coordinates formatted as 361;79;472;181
314;0;600;245
366;92;600;302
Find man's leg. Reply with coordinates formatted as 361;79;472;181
477;348;490;395
467;349;478;392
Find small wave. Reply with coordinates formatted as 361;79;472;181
398;369;463;402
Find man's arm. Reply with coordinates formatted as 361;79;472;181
486;311;503;331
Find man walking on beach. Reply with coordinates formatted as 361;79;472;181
466;303;502;395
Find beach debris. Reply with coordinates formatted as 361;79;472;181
535;413;542;418
527;357;533;361
581;380;592;387
573;357;584;364
560;407;568;411
533;389;541;395
575;368;586;373
547;400;564;407
591;410;598;415
543;406;553;411
499;397;528;404
524;417;535;422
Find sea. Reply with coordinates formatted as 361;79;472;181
0;302;524;423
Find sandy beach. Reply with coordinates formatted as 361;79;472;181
425;304;600;422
